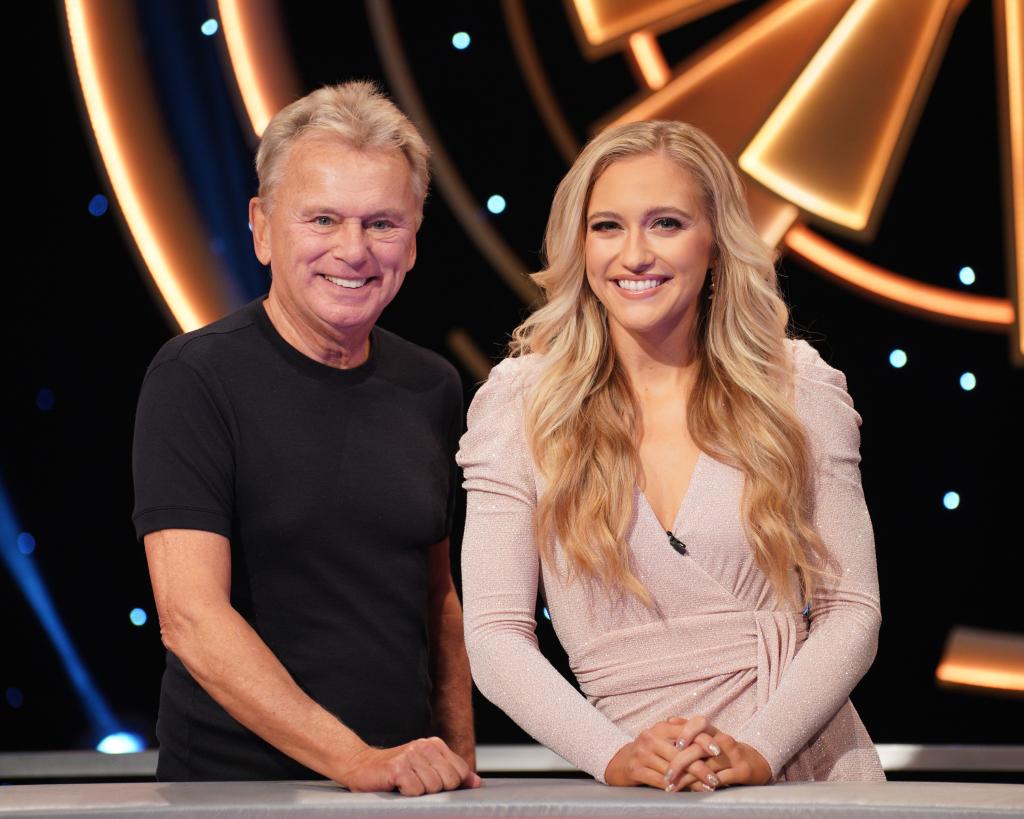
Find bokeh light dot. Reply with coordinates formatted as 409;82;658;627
451;31;470;50
87;194;108;217
888;349;907;368
36;388;55;412
201;19;219;36
16;532;36;555
486;195;506;214
97;732;145;754
943;491;960;510
958;266;976;285
959;372;976;391
129;608;148;627
5;688;24;709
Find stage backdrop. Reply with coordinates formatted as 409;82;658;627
5;0;1021;755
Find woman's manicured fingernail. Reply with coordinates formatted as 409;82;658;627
707;773;720;787
701;783;714;792
709;742;721;756
664;769;674;782
665;783;675;792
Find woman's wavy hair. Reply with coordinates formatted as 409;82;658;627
509;120;826;606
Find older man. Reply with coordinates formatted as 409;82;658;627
132;82;478;794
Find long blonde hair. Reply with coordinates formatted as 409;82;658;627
510;120;826;606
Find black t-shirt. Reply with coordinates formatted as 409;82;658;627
132;298;463;781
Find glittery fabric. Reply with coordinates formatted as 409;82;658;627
458;340;885;784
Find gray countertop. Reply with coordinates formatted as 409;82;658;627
1;778;1022;818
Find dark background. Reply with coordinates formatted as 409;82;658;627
6;0;1021;754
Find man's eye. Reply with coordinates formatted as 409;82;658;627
368;220;394;231
589;221;619;232
652;216;682;230
314;216;333;226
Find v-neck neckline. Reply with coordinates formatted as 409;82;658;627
636;450;706;535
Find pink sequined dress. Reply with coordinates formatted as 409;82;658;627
457;339;885;783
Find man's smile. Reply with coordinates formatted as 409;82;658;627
319;273;373;289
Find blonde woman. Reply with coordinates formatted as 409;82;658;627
458;121;885;791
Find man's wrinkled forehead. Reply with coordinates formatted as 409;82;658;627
264;133;422;217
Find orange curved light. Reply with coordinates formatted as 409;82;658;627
65;0;228;331
996;0;1024;361
218;0;272;135
785;224;1014;328
217;0;303;137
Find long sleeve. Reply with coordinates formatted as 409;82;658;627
733;340;882;777
457;358;634;782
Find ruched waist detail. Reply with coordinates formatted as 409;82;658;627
572;610;807;702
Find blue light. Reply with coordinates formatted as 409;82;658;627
888;349;907;368
201;19;219;36
88;194;108;217
958;266;976;285
6;687;24;709
542;606;551;621
943;491;960;510
97;732;145;754
36;388;55;412
16;532;35;555
959;372;977;391
487;195;506;214
1;472;121;740
452;31;471;50
129;608;148;627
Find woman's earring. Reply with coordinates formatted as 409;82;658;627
707;268;716;300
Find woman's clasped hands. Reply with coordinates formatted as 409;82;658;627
604;716;772;792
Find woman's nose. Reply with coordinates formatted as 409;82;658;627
621;231;655;272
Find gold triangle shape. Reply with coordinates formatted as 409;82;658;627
741;0;966;237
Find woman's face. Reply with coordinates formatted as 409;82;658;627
584;152;715;348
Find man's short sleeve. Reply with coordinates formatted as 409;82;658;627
132;357;235;541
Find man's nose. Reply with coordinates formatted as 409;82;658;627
621;230;655;273
333;221;370;269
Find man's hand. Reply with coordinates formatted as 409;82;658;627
338;737;483;796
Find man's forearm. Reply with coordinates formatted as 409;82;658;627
429;586;476;767
163;599;366;781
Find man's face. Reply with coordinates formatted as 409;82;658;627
251;136;419;342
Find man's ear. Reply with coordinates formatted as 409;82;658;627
249;197;271;266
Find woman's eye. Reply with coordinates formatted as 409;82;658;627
652;216;682;230
590;221;619;232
